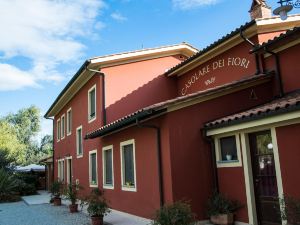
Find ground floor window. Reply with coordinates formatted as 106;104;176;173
120;139;136;191
89;150;98;187
57;159;64;182
214;134;242;168
102;145;114;189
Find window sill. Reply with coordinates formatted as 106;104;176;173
89;183;98;188
121;186;137;192
67;132;71;136
103;185;114;190
88;116;96;123
217;160;242;168
76;154;83;159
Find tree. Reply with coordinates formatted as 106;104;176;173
4;105;40;145
0;121;26;165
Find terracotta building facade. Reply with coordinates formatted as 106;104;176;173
45;3;300;224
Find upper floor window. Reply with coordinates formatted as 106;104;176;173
88;85;96;122
102;145;114;189
89;150;98;187
67;108;72;136
120;139;136;192
57;119;61;142
76;126;83;157
61;114;65;139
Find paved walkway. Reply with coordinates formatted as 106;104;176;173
0;191;152;225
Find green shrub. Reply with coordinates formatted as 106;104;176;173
0;168;20;202
50;180;63;198
152;201;195;225
15;179;37;196
84;189;110;217
207;192;242;216
14;172;39;188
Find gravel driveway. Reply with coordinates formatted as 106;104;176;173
0;201;91;225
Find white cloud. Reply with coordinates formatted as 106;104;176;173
172;0;219;10
111;12;128;22
0;0;106;91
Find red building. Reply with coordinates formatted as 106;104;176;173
45;2;300;224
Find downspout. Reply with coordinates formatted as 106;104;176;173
85;66;107;126
263;48;284;98
136;118;164;208
45;117;55;184
202;129;219;193
240;30;261;75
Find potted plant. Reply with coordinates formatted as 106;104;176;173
207;192;242;225
64;182;81;213
50;180;63;206
152;201;195;225
83;188;110;225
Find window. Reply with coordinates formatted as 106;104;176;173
67;108;72;136
61;114;65;139
214;134;242;168
57;159;64;182
120;139;136;191
88;85;96;122
89;150;98;187
76;126;83;157
102;145;114;189
57;119;61;142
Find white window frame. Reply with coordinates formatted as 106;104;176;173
120;139;137;192
102;145;114;189
66;156;72;184
67;108;72;136
57;159;65;182
61;114;65;140
76;126;83;158
57;118;61;142
88;84;97;123
89;150;98;187
214;133;242;168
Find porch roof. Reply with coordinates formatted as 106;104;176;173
85;73;272;139
205;89;300;130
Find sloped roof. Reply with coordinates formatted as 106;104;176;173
44;43;198;118
205;90;300;129
163;20;256;77
251;26;300;52
86;73;272;139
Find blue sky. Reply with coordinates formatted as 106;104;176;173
0;0;300;137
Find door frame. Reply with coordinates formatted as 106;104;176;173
66;156;73;184
241;127;284;225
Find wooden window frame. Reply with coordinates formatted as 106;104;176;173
102;145;114;189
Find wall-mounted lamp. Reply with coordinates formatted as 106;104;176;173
273;0;293;20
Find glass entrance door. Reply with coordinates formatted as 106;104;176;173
248;130;281;225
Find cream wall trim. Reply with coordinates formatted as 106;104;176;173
89;149;98;188
61;114;65;140
65;156;72;184
168;27;257;77
88;84;97;123
241;133;258;225
206;110;300;136
67;108;72;136
270;127;285;225
120;139;137;192
76;125;83;158
214;133;242;168
102;145;114;190
167;78;270;113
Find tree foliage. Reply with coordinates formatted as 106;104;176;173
0;105;52;165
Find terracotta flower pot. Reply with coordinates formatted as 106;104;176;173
210;213;234;225
53;197;61;206
69;204;78;213
91;215;104;225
